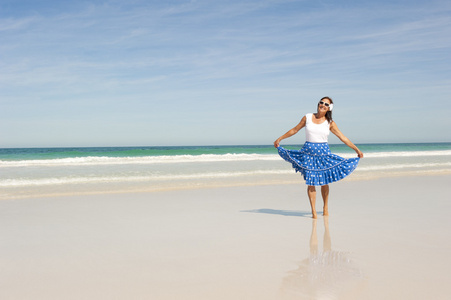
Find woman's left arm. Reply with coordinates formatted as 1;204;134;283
330;121;364;158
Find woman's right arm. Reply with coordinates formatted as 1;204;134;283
274;116;306;148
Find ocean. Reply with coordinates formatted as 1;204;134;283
1;143;450;199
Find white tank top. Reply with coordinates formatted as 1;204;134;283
305;113;330;143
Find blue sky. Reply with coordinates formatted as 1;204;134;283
1;0;451;147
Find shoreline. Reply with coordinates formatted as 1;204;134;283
2;169;451;201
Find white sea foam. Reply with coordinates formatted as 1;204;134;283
0;170;292;187
1;150;451;167
0;154;278;167
361;150;451;158
357;162;451;171
2;161;451;188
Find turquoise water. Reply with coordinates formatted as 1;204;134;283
1;143;450;199
1;143;451;161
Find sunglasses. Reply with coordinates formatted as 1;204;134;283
319;101;331;107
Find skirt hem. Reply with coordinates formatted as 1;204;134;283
277;143;359;186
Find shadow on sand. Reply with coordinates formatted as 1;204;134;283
241;208;316;218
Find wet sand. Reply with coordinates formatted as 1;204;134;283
1;175;450;299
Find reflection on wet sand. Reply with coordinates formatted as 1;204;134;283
279;218;365;300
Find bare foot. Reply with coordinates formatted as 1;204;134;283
312;212;318;219
323;207;329;216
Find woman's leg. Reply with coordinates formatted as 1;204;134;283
321;185;329;216
307;185;317;219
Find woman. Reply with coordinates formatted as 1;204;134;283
274;97;363;219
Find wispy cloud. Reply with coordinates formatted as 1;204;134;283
2;1;449;85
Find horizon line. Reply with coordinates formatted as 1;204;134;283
1;141;451;149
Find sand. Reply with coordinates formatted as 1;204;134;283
1;175;450;299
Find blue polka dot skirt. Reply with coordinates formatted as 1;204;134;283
277;142;360;186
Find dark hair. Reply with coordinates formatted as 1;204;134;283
318;96;333;123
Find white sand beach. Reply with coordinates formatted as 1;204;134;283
1;175;450;300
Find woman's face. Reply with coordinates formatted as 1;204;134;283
318;99;331;113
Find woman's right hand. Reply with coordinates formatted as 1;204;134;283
356;149;364;158
274;139;281;148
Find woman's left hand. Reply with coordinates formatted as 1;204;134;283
356;150;364;158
